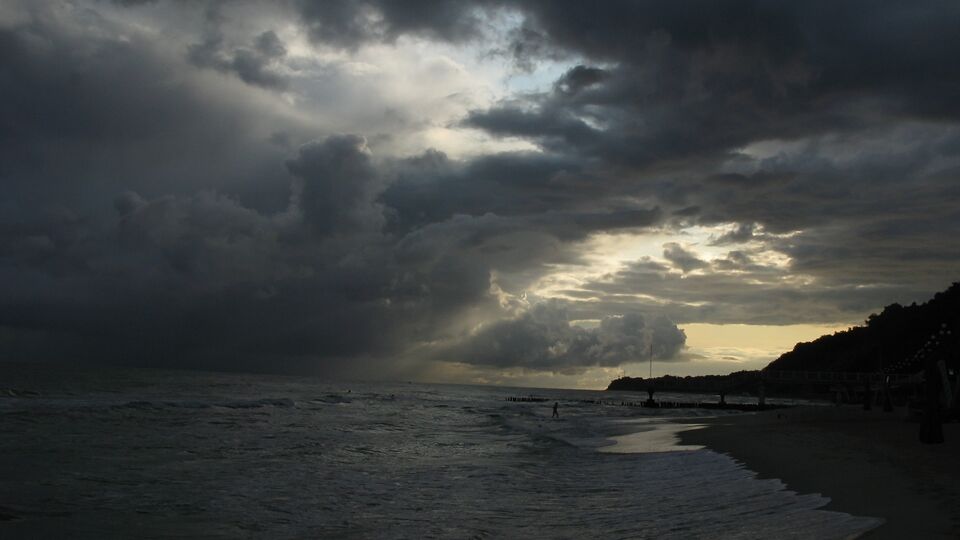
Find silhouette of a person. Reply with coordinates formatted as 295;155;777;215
552;401;559;418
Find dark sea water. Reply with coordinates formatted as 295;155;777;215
0;364;880;539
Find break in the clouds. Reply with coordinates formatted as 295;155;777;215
2;1;959;384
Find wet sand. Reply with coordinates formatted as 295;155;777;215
677;406;960;539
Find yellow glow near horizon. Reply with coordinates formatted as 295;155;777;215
420;322;857;390
681;322;850;352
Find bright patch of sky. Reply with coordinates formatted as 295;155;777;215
682;322;847;362
526;224;797;302
283;10;582;159
99;1;579;160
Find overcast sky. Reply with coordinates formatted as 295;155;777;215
2;1;959;388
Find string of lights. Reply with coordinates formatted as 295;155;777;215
882;322;956;375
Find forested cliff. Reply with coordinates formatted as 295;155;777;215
608;282;960;391
766;282;960;372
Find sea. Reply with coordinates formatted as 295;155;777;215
0;363;882;539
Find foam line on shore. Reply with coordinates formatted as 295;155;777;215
598;418;708;453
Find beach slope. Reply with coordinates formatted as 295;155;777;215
678;406;960;539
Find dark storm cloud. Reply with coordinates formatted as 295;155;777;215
459;0;960;187
1;134;430;376
4;0;960;377
0;3;294;213
554;65;609;95
0;2;403;373
380;150;662;238
440;302;685;373
662;243;707;273
380;150;588;234
684;127;960;299
287;135;383;235
456;0;960;314
708;223;756;246
294;0;488;47
188;22;290;90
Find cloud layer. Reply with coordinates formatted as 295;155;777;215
2;1;959;380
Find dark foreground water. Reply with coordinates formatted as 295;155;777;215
0;364;880;539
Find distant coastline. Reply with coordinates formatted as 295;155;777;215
607;370;760;393
607;282;960;402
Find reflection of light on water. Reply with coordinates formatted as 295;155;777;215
598;420;706;453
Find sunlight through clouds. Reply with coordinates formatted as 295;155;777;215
3;0;958;385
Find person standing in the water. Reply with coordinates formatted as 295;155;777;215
552;401;559;418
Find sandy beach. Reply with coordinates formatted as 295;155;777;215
677;406;960;539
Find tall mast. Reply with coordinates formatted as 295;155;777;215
649;342;653;379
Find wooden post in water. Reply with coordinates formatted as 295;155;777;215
648;342;653;379
644;388;657;407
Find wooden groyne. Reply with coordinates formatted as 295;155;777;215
506;396;791;411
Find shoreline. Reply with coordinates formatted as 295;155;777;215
676;405;960;539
